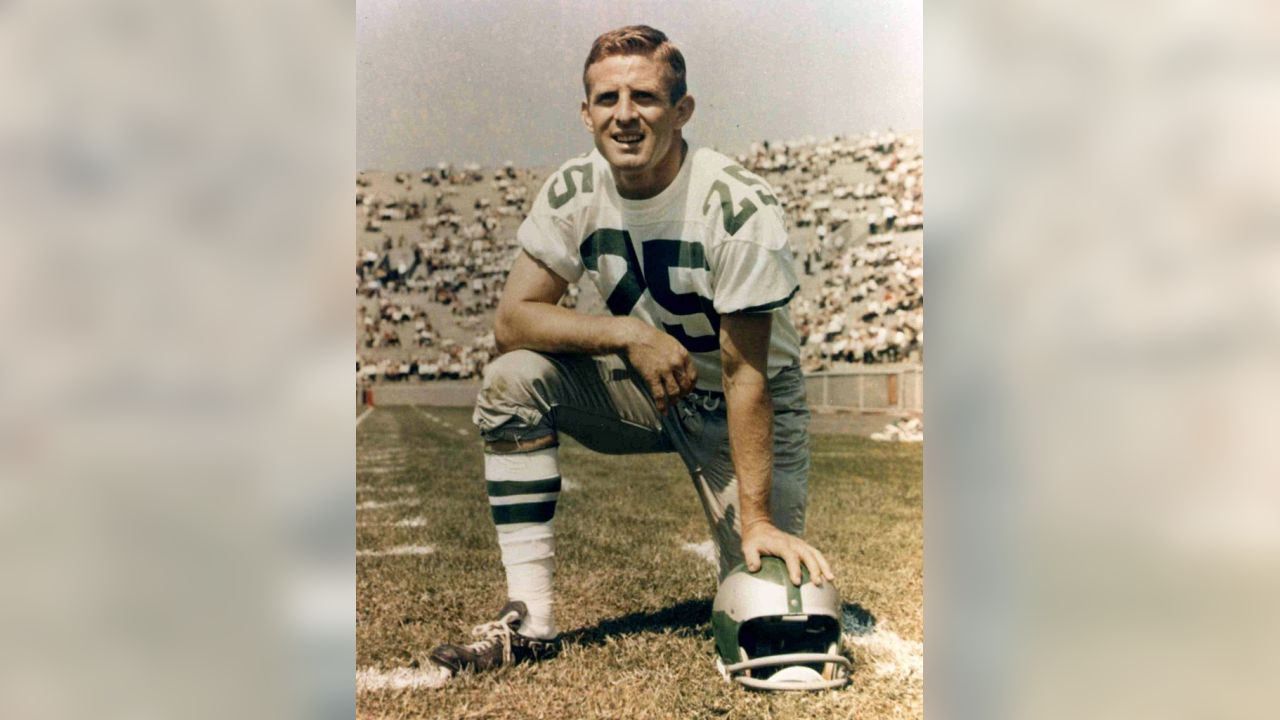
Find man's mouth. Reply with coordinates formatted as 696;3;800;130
612;132;644;146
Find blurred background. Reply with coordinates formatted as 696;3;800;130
0;1;354;718
927;0;1280;718
1;0;1277;718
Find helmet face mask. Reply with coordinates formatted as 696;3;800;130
712;557;852;691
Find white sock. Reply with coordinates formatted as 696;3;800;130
486;446;559;639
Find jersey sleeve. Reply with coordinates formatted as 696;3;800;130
515;173;585;283
708;203;800;314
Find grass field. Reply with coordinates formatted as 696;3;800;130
357;405;922;719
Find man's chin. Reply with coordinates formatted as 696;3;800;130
603;151;649;171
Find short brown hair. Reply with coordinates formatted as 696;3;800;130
582;25;687;104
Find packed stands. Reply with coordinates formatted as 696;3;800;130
356;131;922;384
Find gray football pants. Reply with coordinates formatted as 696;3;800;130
472;349;811;580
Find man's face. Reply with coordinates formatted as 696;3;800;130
581;54;694;185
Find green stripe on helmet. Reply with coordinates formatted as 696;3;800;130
720;557;812;615
725;557;811;589
711;610;741;664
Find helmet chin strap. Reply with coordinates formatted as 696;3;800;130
723;653;852;692
736;675;850;692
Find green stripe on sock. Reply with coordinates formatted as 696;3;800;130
491;501;557;525
486;477;562;497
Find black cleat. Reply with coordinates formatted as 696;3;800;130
429;601;560;674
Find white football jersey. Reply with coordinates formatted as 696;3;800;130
517;145;801;391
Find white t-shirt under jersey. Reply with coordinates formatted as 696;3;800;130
517;145;802;392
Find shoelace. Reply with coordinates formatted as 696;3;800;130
462;610;520;664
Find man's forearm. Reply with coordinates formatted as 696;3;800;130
495;299;642;356
724;371;775;530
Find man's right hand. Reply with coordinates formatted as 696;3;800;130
622;319;697;413
495;252;696;412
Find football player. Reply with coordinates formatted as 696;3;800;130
429;25;835;676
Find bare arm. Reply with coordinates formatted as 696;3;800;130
721;312;834;586
495;251;696;411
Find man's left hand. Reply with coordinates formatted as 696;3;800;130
742;520;836;587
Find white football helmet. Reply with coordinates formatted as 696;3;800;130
712;557;851;691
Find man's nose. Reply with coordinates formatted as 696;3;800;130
615;96;638;123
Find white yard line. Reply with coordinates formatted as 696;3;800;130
681;540;718;568
842;609;924;679
412;406;454;430
356;467;401;475
356;665;452;691
418;409;445;424
356;544;436;557
356;407;374;427
356;484;416;494
411;406;474;438
356;498;420;510
356;516;427;529
843;628;924;678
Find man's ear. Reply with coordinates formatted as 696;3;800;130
580;100;593;133
674;94;696;129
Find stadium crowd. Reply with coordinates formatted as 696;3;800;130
792;240;924;372
356;131;922;383
735;131;924;372
737;131;924;239
356;333;497;383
